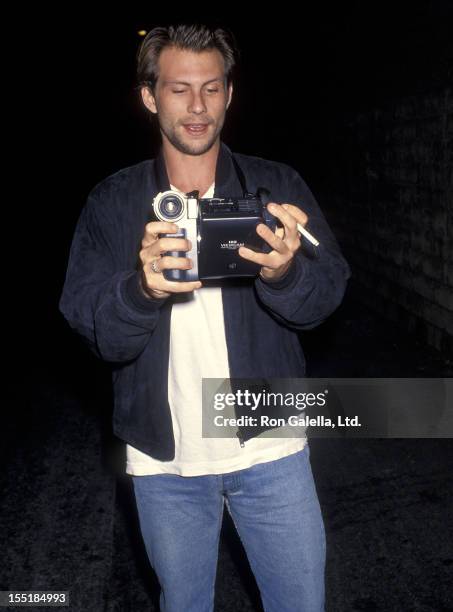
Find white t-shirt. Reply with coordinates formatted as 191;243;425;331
126;182;306;476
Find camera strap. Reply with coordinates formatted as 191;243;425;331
231;153;253;197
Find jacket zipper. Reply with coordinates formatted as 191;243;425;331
236;430;245;448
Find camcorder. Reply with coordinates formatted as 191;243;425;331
151;187;278;281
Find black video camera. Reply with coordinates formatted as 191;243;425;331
151;187;278;281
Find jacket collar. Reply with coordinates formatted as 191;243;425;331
152;140;243;197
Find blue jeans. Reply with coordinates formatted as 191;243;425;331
132;445;326;611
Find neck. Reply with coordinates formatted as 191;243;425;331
162;138;219;195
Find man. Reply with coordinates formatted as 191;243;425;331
59;23;350;612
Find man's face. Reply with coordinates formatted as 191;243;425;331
141;46;233;156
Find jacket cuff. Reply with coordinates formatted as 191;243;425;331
256;256;302;292
121;271;168;313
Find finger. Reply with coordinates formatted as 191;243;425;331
256;223;289;255
158;255;194;271
238;245;286;270
267;203;298;235
275;226;285;240
143;237;192;257
281;203;309;226
143;221;180;245
143;274;202;294
145;221;180;236
157;237;192;254
160;280;203;293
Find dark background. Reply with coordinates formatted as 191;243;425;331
5;3;453;611
30;2;452;366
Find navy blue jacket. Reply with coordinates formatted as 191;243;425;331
59;141;351;460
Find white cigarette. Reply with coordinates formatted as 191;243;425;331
296;223;320;247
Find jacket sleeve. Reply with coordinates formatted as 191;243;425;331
254;169;351;330
59;191;168;363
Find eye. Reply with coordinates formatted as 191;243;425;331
206;88;219;94
172;90;186;94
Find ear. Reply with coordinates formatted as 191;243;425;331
226;82;233;109
141;86;158;114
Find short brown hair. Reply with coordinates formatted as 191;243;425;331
136;23;240;93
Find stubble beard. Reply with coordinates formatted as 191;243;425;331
159;115;226;156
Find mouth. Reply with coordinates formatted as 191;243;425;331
183;123;209;135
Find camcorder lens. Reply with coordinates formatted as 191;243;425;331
159;195;184;219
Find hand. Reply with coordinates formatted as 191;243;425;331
238;203;308;281
139;221;202;299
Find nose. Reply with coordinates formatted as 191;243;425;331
187;89;207;114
